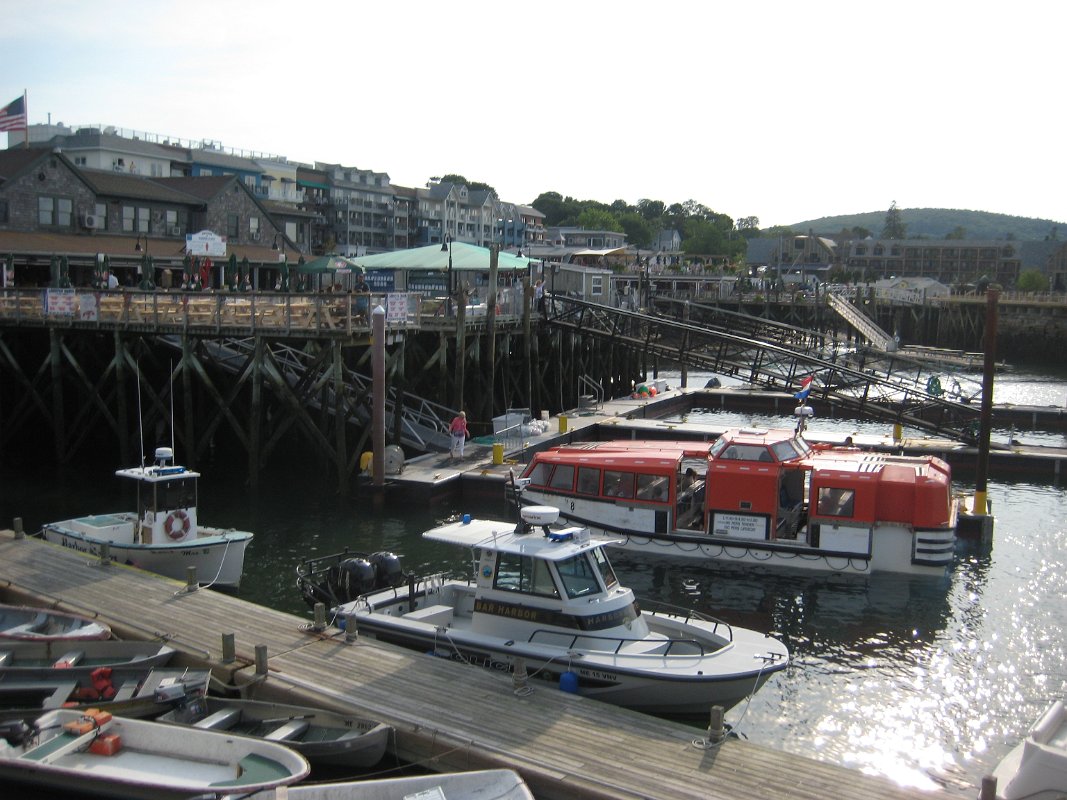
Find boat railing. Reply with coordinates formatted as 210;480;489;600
635;598;735;641
525;627;712;657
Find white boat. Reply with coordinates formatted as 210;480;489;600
0;707;310;800
992;698;1067;800
513;420;958;576
158;696;391;768
242;768;534;799
328;506;789;715
0;604;111;642
0;640;175;672
41;446;254;589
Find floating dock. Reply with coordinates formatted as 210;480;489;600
0;528;941;800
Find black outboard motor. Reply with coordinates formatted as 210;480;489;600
370;551;404;588
329;557;377;603
0;720;30;747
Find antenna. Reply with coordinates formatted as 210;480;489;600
169;360;175;458
136;358;145;470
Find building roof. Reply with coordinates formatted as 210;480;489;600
80;169;207;204
0;147;52;183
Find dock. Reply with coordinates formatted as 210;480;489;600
0;528;940;800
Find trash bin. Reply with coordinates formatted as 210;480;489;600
559;414;568;433
492;443;504;465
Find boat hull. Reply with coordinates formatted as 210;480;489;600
0;604;111;642
992;699;1067;800
246;769;534;800
41;522;252;589
0;641;175;672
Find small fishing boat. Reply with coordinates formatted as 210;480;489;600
242;768;534;799
322;506;789;716
0;706;310;800
0;604;111;642
513;414;959;575
157;696;391;768
0;666;210;722
0;640;175;673
991;697;1067;800
41;446;254;589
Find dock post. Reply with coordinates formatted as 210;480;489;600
511;657;529;692
254;644;268;676
978;775;997;800
344;613;358;643
706;705;726;745
98;541;111;566
312;603;326;632
221;633;235;663
185;566;198;592
13;517;24;539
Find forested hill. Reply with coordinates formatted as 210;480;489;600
789;208;1063;241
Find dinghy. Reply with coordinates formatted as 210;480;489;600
0;604;111;642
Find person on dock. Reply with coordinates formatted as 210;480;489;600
449;411;469;463
534;279;546;319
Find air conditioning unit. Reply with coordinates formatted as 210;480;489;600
250;231;260;241
169;225;182;237
81;213;99;229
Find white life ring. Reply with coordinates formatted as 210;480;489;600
164;509;191;540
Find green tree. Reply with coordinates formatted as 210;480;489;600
576;207;623;232
945;226;966;240
881;201;907;240
438;174;496;195
617;212;654;248
638;199;666;220
1016;269;1047;291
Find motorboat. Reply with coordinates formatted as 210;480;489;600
513;419;958;575
241;768;534;799
0;706;310;800
41;446;254;589
0;666;210;723
157;696;391;768
326;506;789;715
0;640;175;672
0;604;111;642
991;698;1067;800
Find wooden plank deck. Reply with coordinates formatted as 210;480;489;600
0;529;942;800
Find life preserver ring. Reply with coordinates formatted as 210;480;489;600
164;509;190;540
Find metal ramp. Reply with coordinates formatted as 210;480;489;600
548;296;984;441
159;336;457;453
826;293;896;351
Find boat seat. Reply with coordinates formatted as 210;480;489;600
111;681;139;702
402;604;453;627
264;719;310;741
52;650;84;668
194;707;242;730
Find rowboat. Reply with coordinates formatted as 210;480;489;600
991;697;1067;799
157;696;391;768
0;666;209;722
0;604;111;642
0;640;175;673
0;707;310;800
240;769;534;799
41;446;253;589
322;506;788;715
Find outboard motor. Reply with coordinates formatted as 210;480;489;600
370;551;404;588
0;720;30;747
329;557;377;603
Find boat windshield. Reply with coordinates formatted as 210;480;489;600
153;477;196;513
556;552;604;599
591;547;618;590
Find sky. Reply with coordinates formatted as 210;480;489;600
2;0;1064;228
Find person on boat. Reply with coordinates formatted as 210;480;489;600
449;411;469;463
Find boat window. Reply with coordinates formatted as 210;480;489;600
155;478;196;512
817;487;855;517
603;470;634;498
576;467;600;495
556;553;602;598
717;445;767;461
635;474;668;502
493;552;559;597
525;462;552;487
709;438;729;457
548;465;575;491
592;547;618;590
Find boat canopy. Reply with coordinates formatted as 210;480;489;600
423;521;618;561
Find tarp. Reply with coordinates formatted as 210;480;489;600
352;241;531;271
294;253;365;275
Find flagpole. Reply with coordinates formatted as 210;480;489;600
22;90;28;149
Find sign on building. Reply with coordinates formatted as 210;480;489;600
185;230;228;257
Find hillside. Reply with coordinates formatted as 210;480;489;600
787;208;1064;241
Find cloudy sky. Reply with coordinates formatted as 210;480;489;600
3;0;1063;227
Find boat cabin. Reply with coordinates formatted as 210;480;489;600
114;447;201;544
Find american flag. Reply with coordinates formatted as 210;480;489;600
0;94;27;132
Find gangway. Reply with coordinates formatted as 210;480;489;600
547;295;984;441
826;293;896;350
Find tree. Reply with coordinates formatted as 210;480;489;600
617;213;654;249
881;201;907;240
637;199;665;220
438;174;497;195
945;226;966;240
1016;269;1047;292
575;207;623;232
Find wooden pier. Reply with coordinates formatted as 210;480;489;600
0;528;941;800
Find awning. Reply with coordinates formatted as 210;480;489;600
573;247;628;257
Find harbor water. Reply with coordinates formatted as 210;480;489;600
1;367;1065;797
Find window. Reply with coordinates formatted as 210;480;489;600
591;276;603;297
492;552;557;597
603;470;634;499
592;547;618;590
635;474;668;502
123;205;149;233
38;196;73;227
556;553;601;599
165;209;178;229
74;156;87;166
0;199;7;223
94;202;108;231
122;205;135;232
524;463;552;487
249;216;260;235
576;467;600;495
137;207;149;233
817;487;855;517
227;214;239;239
548;465;575;491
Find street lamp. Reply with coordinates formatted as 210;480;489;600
441;234;453;315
